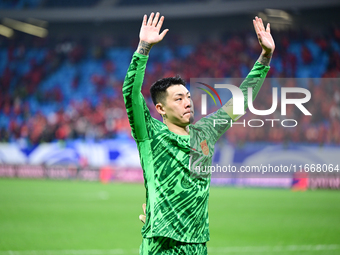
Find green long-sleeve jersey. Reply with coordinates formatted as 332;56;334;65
122;52;270;243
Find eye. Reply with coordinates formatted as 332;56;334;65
176;98;182;101
188;95;191;99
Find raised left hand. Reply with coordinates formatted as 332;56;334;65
253;16;275;54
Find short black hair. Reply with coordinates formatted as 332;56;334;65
150;75;186;105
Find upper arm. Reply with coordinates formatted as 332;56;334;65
122;52;155;141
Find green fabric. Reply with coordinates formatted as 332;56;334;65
242;61;271;110
122;52;270;245
139;236;207;255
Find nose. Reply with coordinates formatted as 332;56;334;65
185;97;191;108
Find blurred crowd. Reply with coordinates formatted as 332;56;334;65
0;0;99;9
1;27;340;148
0;0;41;9
0;0;207;9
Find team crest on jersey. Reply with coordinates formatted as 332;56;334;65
181;176;191;189
200;140;209;156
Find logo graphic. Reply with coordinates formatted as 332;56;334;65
197;82;222;115
200;140;209;156
197;83;311;116
196;80;312;128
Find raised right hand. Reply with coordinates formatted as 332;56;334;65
137;12;169;55
140;12;168;45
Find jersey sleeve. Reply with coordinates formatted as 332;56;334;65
194;61;270;145
122;52;156;141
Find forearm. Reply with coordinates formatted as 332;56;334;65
122;52;150;140
136;40;153;56
257;50;273;66
239;57;271;111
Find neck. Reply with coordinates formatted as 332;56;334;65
164;121;189;136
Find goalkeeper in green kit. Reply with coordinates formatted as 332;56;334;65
122;12;275;254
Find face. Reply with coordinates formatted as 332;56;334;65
156;84;194;126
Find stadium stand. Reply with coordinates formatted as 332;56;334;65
43;0;101;8
117;0;209;6
0;25;340;147
0;0;42;9
0;0;101;9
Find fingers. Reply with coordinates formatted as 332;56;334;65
157;16;165;29
140;203;146;224
142;203;146;215
254;16;270;40
142;14;147;26
145;12;164;27
152;12;160;27
258;17;266;31
139;214;146;224
254;16;266;32
147;12;154;26
253;19;259;34
160;29;169;39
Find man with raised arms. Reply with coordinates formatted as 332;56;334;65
122;12;275;254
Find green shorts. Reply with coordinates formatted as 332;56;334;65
139;236;207;254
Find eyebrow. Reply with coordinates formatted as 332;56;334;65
174;92;190;97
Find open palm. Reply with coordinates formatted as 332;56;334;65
140;12;169;45
253;16;275;54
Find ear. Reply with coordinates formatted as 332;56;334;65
155;102;166;115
